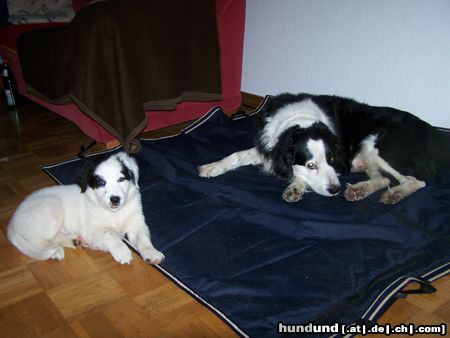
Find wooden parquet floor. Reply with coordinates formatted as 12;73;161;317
0;99;448;337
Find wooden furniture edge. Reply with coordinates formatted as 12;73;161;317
241;91;264;109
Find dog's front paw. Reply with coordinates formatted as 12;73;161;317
111;245;133;264
379;190;402;204
198;162;225;178
344;184;368;201
141;247;165;265
282;185;304;202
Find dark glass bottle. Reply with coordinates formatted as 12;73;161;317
1;56;17;109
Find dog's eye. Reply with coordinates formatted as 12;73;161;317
306;162;317;170
118;177;126;182
94;178;106;187
328;155;336;164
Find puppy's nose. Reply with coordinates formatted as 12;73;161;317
110;196;121;205
327;184;340;195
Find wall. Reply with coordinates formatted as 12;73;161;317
241;0;450;127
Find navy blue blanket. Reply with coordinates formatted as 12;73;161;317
43;106;450;337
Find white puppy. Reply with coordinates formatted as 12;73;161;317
7;152;164;265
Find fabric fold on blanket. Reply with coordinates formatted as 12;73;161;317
18;0;222;152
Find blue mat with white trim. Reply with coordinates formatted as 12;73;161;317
43;104;450;337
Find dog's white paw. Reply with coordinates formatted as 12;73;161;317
198;162;225;178
50;247;65;260
111;245;133;264
379;190;402;204
282;185;304;202
141;247;165;265
344;184;369;201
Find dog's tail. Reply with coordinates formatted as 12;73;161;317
7;226;67;260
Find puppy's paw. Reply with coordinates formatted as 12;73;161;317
111;245;133;264
344;184;368;201
198;162;225;178
141;247;165;265
50;247;65;260
282;185;304;202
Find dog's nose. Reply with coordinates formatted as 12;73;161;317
110;196;121;205
327;184;340;195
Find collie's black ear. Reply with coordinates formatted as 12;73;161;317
76;160;96;193
271;127;299;180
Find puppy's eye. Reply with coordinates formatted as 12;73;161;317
306;162;317;170
95;178;106;187
328;155;336;164
118;177;126;182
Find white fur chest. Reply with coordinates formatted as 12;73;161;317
82;193;141;237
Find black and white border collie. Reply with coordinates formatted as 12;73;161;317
8;152;164;264
199;93;450;204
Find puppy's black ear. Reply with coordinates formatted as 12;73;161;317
76;160;96;193
271;126;300;180
120;162;135;184
115;152;140;188
128;168;137;186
